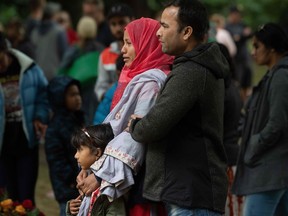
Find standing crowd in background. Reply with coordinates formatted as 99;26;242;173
0;0;288;216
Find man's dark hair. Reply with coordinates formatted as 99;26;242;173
71;123;114;153
164;0;209;41
107;3;134;20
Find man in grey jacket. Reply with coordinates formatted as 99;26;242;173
129;0;229;215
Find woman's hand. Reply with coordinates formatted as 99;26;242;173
126;114;142;132
77;172;100;196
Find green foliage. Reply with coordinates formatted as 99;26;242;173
147;0;166;11
0;5;19;24
147;0;288;31
233;0;286;29
206;0;287;29
1;0;287;32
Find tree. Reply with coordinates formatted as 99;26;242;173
1;0;287;32
203;0;288;30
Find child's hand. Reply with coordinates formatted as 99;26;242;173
77;173;100;196
69;195;82;215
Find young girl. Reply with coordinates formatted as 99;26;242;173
67;124;126;216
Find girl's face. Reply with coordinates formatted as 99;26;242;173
74;145;99;170
65;84;82;111
251;36;273;66
121;30;136;68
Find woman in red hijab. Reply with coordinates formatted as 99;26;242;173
111;17;173;109
75;18;173;216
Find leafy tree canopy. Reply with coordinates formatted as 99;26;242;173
0;0;287;31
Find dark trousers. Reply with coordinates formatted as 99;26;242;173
0;123;39;204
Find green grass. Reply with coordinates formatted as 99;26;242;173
36;144;59;216
252;62;267;85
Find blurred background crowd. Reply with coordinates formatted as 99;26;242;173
0;0;288;215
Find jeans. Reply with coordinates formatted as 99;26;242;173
59;203;67;216
244;189;288;216
165;204;222;216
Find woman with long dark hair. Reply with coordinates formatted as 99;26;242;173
232;23;288;216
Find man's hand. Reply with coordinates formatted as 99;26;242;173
76;169;88;184
76;169;88;195
76;172;100;196
126;114;142;132
69;195;82;215
33;120;47;139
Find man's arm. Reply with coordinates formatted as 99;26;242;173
130;68;204;143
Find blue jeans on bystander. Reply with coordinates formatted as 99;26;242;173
165;203;222;216
59;202;67;216
244;189;288;216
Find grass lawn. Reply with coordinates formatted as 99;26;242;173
252;63;266;85
36;144;59;216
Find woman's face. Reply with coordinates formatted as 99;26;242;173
251;36;273;66
121;30;136;68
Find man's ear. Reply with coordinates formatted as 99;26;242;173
183;26;193;40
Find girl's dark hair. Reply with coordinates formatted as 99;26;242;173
164;0;209;41
71;123;114;154
254;23;288;54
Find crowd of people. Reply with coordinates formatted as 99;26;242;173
0;0;288;216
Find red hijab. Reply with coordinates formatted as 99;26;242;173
111;17;174;109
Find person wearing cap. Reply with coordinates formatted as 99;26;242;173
94;3;135;103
